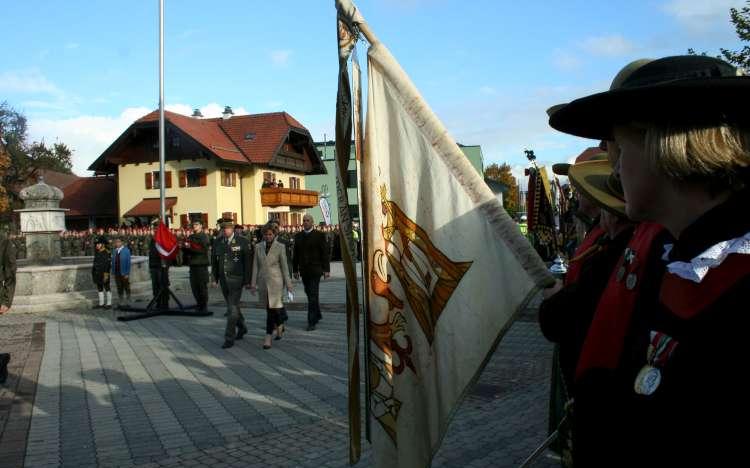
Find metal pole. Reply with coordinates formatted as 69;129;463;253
158;0;166;223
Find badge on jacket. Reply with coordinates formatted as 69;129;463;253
634;330;678;396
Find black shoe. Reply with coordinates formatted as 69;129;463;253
222;341;234;349
0;353;10;384
263;344;271;350
93;304;104;309
236;327;248;340
307;325;316;331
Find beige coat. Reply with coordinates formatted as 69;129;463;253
252;240;292;309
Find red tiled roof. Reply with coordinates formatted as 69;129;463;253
134;110;310;165
91;109;325;175
36;169;80;189
124;197;177;217
61;177;117;217
137;111;248;163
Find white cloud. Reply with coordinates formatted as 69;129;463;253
662;0;744;33
580;35;635;57
479;86;497;95
27;102;253;175
552;50;583;72
28;107;151;176
65;42;80;50
0;69;63;96
269;49;292;66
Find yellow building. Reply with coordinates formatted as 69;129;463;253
89;108;325;227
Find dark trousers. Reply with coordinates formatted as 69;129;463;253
301;271;322;326
150;267;169;309
266;307;282;335
95;280;111;292
220;277;246;342
115;275;130;298
189;265;209;310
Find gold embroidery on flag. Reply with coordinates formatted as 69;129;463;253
368;185;473;445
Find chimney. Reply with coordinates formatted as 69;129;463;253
222;106;234;120
191;108;204;118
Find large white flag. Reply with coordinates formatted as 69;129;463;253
351;9;553;468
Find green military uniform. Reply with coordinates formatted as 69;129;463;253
1;234;17;310
212;228;251;348
183;230;211;312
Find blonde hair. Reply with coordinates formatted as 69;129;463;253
643;122;750;191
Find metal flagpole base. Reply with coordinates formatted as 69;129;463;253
116;286;212;322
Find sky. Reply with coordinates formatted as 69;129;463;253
1;0;746;186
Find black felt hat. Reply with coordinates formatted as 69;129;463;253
549;56;750;140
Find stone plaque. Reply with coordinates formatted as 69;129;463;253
20;211;66;232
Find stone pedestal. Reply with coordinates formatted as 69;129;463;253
24;232;63;265
14;176;68;264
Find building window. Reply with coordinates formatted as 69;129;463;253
347;170;357;188
289;177;301;189
262;172;275;188
145;171;172;189
189;213;205;224
178;169;206;188
348;204;360;220
221;169;237;187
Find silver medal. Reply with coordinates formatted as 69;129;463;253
626;273;637;290
634;365;661;395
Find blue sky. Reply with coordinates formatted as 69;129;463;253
1;0;746;183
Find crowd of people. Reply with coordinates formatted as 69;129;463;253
538;55;749;467
3;223;355;263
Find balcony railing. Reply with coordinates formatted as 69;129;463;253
260;187;319;208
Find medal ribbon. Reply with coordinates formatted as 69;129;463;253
647;331;678;368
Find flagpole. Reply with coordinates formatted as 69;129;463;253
158;0;166;224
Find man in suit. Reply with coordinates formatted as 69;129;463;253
212;221;252;349
293;214;331;331
1;228;17;383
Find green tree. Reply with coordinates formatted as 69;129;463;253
689;1;750;69
721;2;750;68
0;101;74;219
484;162;519;217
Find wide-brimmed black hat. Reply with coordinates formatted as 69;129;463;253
549;55;750;140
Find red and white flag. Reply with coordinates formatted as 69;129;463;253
154;221;179;260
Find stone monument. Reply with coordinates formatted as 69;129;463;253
14;176;67;264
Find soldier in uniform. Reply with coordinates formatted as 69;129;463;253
212;221;251;348
1;227;17;383
182;220;211;312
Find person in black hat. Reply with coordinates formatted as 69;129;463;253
92;236;112;309
212;220;251;349
548;55;750;467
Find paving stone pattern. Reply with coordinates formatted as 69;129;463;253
0;271;558;468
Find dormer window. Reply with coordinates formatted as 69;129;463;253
244;132;256;141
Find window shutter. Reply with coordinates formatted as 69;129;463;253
180;214;188;227
199;169;207;186
231;172;237;187
145;172;153;189
232;212;238;223
201;213;208;227
165;171;173;188
222;211;232;220
178;170;187;187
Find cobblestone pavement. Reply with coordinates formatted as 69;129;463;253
0;268;558;468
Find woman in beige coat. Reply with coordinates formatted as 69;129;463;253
250;224;293;349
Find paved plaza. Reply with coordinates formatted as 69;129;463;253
0;264;558;468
